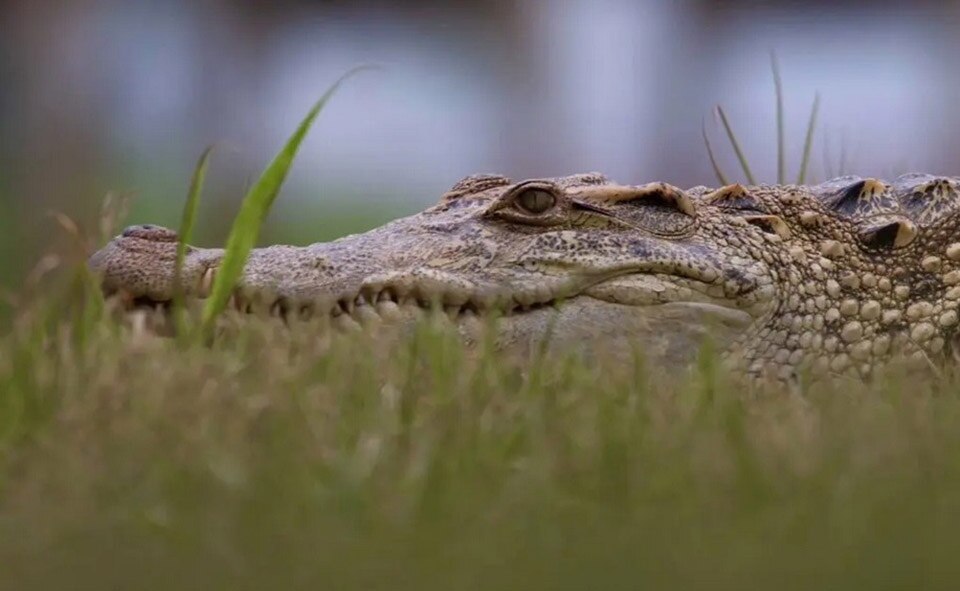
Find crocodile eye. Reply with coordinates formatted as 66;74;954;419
515;188;557;214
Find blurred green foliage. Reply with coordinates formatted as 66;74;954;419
1;304;959;590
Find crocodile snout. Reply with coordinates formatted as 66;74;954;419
121;224;179;242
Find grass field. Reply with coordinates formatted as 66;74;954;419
4;73;959;589
3;294;960;589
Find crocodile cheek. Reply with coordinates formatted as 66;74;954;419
584;275;714;307
492;297;752;368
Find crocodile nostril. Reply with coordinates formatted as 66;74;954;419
121;224;179;242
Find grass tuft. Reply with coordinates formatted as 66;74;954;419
701;118;730;186
199;66;376;337
0;308;959;589
715;105;756;185
771;51;786;185
173;146;213;338
706;60;823;187
797;92;820;184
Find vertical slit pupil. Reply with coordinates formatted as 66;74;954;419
517;189;556;214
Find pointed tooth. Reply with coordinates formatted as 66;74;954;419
513;291;536;307
442;291;470;307
333;313;362;333
458;310;486;341
199;267;216;297
270;300;285;318
355;304;381;327
129;310;149;339
535;284;554;303
375;300;402;322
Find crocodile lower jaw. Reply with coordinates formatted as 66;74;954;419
118;271;755;366
120;263;759;329
122;290;751;369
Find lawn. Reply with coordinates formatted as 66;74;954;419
1;296;960;589
3;71;957;589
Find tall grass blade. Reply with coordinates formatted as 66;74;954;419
701;119;730;186
199;66;375;336
173;146;213;338
46;211;104;346
797;92;820;185
838;131;849;176
771;52;785;184
716;105;756;185
822;127;834;180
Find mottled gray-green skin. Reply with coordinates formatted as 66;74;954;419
90;172;960;380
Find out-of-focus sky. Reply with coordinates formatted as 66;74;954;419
3;0;960;282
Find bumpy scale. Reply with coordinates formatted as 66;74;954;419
89;172;960;381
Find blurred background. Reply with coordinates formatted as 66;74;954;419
3;0;960;287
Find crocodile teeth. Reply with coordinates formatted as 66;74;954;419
355;304;381;327
270;300;286;318
199;267;216;297
375;300;402;322
442;292;470;307
458;309;485;339
513;291;538;307
333;313;362;333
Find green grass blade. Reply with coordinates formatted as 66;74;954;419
199;66;374;336
172;146;213;338
771;51;785;185
701;118;730;186
715;105;756;185
796;92;820;185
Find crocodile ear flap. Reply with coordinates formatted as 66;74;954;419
582;182;696;216
857;217;917;249
627;183;697;216
742;215;792;240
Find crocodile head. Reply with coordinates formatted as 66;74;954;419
89;172;960;379
89;173;777;368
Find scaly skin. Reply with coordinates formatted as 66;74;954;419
90;172;960;379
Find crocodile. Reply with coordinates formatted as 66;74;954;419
89;172;960;380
